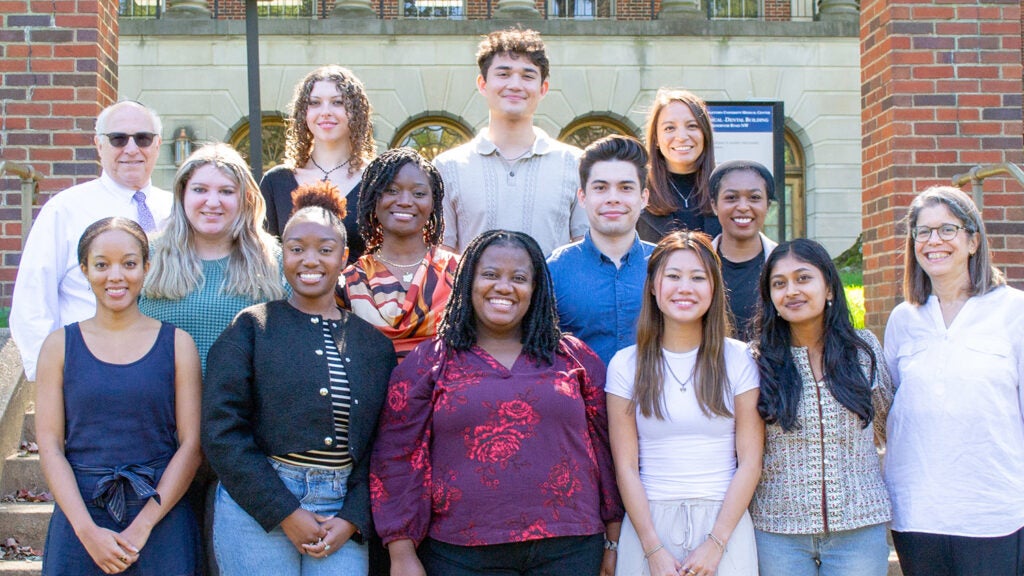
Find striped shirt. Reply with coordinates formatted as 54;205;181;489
275;319;353;468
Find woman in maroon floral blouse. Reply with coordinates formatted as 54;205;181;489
371;230;624;576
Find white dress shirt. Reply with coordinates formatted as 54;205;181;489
883;285;1024;536
10;172;172;380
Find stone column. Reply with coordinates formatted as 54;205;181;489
658;0;702;19
330;0;376;18
495;0;540;18
164;0;213;17
817;0;858;20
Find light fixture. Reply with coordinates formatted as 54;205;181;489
173;127;193;166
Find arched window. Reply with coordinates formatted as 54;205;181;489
390;115;474;161
227;114;289;170
558;114;638;149
782;129;805;239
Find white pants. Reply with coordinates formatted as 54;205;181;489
617;498;758;576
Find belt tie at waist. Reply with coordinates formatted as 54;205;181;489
73;461;163;525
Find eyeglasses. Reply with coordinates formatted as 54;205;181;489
101;132;158;148
912;223;969;243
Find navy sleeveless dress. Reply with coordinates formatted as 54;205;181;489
42;322;201;576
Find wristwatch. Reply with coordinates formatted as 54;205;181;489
604;539;619;551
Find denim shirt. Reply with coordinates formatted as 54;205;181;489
547;233;655;365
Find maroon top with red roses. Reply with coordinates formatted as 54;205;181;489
370;336;624;547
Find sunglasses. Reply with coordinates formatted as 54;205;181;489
101;132;158;148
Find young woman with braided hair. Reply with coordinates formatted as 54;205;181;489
339;147;458;360
371;230;623;576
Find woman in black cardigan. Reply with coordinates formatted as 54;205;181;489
203;181;396;575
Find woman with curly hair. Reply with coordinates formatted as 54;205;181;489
371;230;623;576
260;65;376;264
204;181;396;575
339;147;458;360
637;89;722;243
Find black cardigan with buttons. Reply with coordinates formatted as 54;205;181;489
202;299;397;535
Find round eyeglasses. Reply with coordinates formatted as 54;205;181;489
912;223;969;243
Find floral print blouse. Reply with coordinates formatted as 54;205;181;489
370;336;624;546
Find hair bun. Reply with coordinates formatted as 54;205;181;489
291;180;348;220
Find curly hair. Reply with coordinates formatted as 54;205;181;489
438;230;561;364
644;88;716;217
356;147;444;252
283;180;349;244
283;65;375;175
476;27;550;82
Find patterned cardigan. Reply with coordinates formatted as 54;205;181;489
750;329;894;534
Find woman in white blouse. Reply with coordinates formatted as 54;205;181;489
751;238;892;575
884;185;1024;576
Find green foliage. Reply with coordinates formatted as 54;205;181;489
835;237;865;330
0;307;8;329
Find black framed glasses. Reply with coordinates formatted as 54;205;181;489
101;132;158;148
912;223;969;243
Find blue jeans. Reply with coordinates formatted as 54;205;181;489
754;524;890;576
420;534;603;576
213;460;368;576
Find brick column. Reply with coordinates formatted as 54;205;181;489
860;0;1023;335
0;0;120;305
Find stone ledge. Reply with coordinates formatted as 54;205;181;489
121;17;857;38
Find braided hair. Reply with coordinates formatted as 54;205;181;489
357;147;445;252
438;230;561;365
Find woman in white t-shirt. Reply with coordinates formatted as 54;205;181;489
607;230;763;576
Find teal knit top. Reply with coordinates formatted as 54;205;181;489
139;257;282;374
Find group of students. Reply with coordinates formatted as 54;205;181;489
25;28;1023;576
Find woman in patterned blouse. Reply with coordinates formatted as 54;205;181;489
339;147;458;360
371;229;624;576
751;238;893;575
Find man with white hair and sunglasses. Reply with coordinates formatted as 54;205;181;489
11;100;173;381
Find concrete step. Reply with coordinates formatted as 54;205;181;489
20;406;34;445
889;548;903;575
0;560;42;576
0;502;52;551
0;455;46;496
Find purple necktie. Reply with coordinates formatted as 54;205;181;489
133;190;156;232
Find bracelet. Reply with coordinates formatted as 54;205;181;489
706;532;725;553
603;539;618;552
643;544;664;559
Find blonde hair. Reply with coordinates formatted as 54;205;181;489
144;142;285;301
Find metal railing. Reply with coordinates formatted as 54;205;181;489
952;163;1024;211
0;160;42;248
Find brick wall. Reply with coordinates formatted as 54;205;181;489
0;0;119;307
861;0;1023;335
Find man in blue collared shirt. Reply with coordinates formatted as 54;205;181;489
548;135;655;365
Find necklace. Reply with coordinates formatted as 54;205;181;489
309;156;352;181
374;251;425;283
668;178;691;209
664;356;694;392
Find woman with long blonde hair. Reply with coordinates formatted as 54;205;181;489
260;65;375;264
606;230;762;576
141;142;284;372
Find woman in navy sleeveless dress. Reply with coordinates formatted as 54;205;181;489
36;217;203;575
